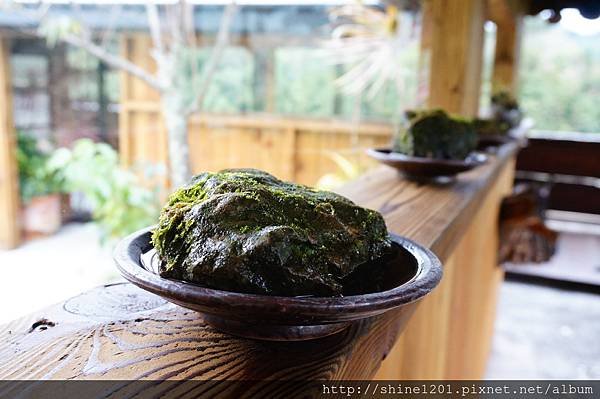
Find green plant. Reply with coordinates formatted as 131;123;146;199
316;152;366;190
518;16;600;133
275;47;337;117
47;139;161;243
16;132;62;204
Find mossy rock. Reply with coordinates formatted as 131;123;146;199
152;169;391;296
472;117;511;136
393;109;478;160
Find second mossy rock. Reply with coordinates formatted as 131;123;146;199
393;109;477;160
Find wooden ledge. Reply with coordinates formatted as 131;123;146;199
0;142;518;383
340;141;520;262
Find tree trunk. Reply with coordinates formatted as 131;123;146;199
162;96;192;189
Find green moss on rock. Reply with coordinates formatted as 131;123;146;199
393;109;477;160
152;169;391;296
473;91;523;136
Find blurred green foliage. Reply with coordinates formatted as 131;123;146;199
47;139;160;243
275;48;337;117
48;14;600;136
274;41;420;121
201;47;255;113
315;151;366;191
519;18;600;133
192;22;598;134
16;132;62;204
165;46;255;113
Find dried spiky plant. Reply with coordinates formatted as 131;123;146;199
323;1;420;101
316;1;420;185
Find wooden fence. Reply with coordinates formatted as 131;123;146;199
0;37;20;249
118;35;393;187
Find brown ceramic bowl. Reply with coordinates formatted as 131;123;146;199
477;134;512;147
367;148;487;179
114;227;442;341
476;134;514;152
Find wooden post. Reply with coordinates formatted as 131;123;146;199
489;0;524;95
424;0;487;117
416;0;433;107
118;35;132;167
0;36;21;249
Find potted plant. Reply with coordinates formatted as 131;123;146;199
46;139;161;244
367;109;486;179
16;132;63;236
473;90;524;137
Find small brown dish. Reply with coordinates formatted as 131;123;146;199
366;148;488;179
114;227;442;341
477;134;513;151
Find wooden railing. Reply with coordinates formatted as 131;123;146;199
0;37;20;250
516;131;600;215
119;101;393;187
118;34;393;187
0;137;520;382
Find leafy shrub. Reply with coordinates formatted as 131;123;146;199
47;139;160;243
16;132;62;204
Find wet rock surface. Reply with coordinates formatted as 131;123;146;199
394;109;478;160
152;169;391;296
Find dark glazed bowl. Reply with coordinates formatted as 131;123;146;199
114;227;442;341
476;134;513;151
367;148;487;179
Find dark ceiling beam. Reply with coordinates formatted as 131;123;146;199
527;0;600;20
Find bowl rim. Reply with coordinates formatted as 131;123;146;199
114;226;442;316
366;147;488;167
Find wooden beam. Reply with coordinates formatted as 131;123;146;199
0;36;20;249
489;0;524;95
0;141;520;381
424;0;487;117
493;19;522;94
416;0;433;106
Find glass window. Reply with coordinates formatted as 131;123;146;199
519;11;600;133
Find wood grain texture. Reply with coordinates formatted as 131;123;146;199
341;143;519;263
489;0;524;94
0;143;519;381
0;283;413;383
0;36;21;249
425;0;486;116
374;158;515;379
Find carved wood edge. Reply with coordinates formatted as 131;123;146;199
0;283;414;383
0;142;519;383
